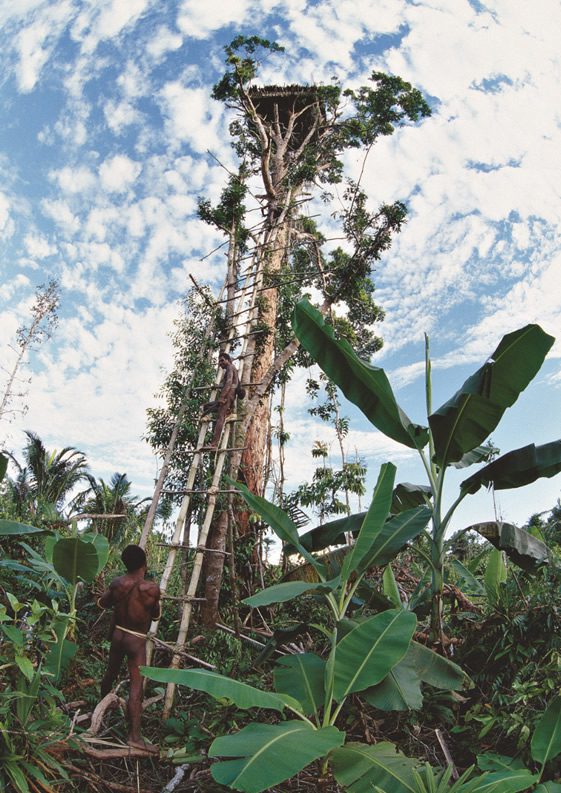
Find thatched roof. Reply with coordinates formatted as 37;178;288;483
248;84;325;145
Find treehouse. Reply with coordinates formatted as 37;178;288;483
248;84;326;149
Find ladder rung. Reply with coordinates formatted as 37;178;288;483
191;382;257;391
156;542;190;548
161;488;239;495
156;543;227;557
162;595;207;602
229;307;257;319
215;288;258;305
220;329;267;342
185;446;247;454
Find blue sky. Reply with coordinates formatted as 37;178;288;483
0;0;560;536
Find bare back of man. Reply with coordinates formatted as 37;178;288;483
99;545;160;752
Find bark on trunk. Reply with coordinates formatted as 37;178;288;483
201;509;229;626
239;222;289;524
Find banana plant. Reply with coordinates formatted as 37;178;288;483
332;694;561;792
293;299;559;640
143;464;469;792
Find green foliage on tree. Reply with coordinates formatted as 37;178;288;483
1;431;89;525
145;289;218;504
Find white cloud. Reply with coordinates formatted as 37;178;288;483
146;25;183;60
99;155;142;192
75;241;125;274
116;61;146;100
40;199;80;234
71;0;152;54
103;99;141;134
23;234;56;258
50;165;97;194
16;301;177;493
159;82;228;156
0;273;31;301
177;0;252;39
13;1;74;92
53;98;91;146
0;192;13;238
84;205;120;242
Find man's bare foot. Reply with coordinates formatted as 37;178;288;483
128;736;158;753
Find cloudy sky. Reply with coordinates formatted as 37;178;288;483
1;0;560;536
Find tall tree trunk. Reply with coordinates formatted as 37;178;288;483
201;335;302;624
201;510;229;626
239;222;290;507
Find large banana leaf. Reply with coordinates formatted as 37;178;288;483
333;609;416;701
293;511;367;554
290;483;432;556
364;640;468;711
391;483;432;513
52;537;99;583
531;695;561;765
363;649;423;711
0;519;45;536
293;299;429;449
341;463;396;582
461;441;561;494
535;784;561;792
471;770;538;792
81;532;110;574
451;559;486;597
229;479;324;576
407;640;468;689
466;521;549;570
429;324;554;466
273;653;325;716
243;578;339;607
209;721;344;793
452;443;499;469
332;741;421;792
356;505;432;574
477;754;527;772
140;667;296;713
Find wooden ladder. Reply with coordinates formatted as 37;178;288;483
144;261;264;716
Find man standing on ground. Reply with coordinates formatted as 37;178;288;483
97;544;161;751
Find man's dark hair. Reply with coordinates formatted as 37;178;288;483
219;352;232;362
122;545;147;572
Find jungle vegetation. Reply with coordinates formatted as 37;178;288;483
2;34;561;793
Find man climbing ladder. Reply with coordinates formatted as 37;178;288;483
201;351;244;449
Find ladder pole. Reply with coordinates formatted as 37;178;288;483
162;423;233;717
160;267;263;713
